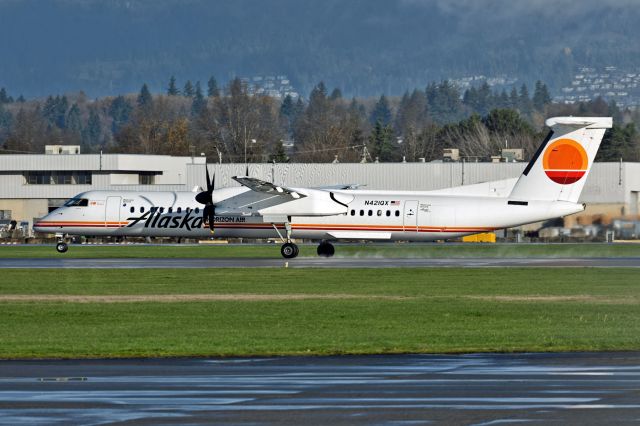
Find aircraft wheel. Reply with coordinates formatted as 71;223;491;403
56;242;68;253
281;242;299;259
317;242;335;257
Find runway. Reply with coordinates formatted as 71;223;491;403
0;352;638;425
0;256;639;268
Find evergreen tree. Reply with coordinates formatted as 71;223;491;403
482;109;533;136
518;83;532;114
509;86;519;109
270;140;289;162
370;95;392;126
532;80;551;111
137;83;153;108
0;88;12;104
191;81;207;115
369;119;396;161
109;95;133;133
207;76;220;97
66;104;82;133
329;88;342;100
280;94;295;118
83;107;102;147
183;80;195;98
597;123;638;161
167;75;179;96
16;95;25;103
55;96;69;128
0;104;12;132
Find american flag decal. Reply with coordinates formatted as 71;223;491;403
390;200;400;206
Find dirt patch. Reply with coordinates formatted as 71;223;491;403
0;294;411;303
465;295;637;304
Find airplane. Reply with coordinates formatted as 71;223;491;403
34;116;612;258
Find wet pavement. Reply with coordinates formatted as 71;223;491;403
0;352;639;425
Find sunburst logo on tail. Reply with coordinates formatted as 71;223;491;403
542;138;588;184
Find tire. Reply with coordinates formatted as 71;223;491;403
281;242;299;259
56;242;68;253
317;242;335;257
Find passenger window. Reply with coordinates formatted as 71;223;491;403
140;207;145;213
395;210;400;217
350;209;355;216
359;210;364;216
377;210;382;216
177;207;182;213
195;207;200;214
368;210;373;216
130;206;134;213
386;210;391;217
159;207;164;213
168;207;173;213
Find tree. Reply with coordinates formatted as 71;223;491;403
370;95;392;126
0;88;12;104
109;95;133;133
207;76;220;97
369;119;396;161
66;104;82;133
137;83;153;109
532;80;551;111
83;107;102;147
518;83;532;115
482;109;533;136
183;80;195;98
167;76;179;96
329;88;342;100
270;140;289;162
191;81;207;115
597;123;639;162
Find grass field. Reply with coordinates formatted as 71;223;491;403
1;242;640;258
0;267;638;358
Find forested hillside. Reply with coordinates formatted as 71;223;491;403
1;78;638;163
1;0;640;98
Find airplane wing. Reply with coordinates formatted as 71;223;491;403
313;184;364;190
232;176;306;199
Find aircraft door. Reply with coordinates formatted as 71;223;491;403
403;200;418;232
105;196;121;227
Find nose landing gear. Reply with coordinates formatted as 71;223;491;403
317;241;335;257
56;242;68;253
280;242;299;259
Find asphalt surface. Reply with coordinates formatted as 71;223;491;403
0;256;639;268
0;353;639;425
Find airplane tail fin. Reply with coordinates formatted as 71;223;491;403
508;116;612;203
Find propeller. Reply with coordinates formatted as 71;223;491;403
195;167;216;233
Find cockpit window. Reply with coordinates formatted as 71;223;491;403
64;198;89;207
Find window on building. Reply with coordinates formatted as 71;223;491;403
139;172;156;185
0;210;11;220
24;171;91;185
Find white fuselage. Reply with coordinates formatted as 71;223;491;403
34;188;584;241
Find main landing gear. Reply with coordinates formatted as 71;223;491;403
55;234;68;253
317;241;335;257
